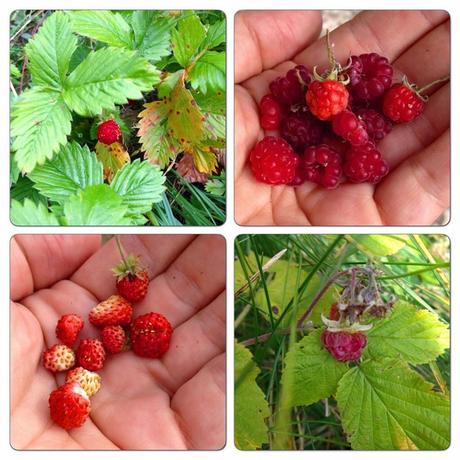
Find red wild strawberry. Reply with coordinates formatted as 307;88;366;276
76;339;106;371
259;94;282;130
101;325;127;354
43;344;76;372
269;65;311;107
66;367;101;397
332;110;369;145
49;382;91;430
89;295;133;327
306;80;349;121
249;136;299;185
130;312;173;359
280;111;324;151
344;142;389;184
302;144;343;189
383;82;424;123
347;53;393;101
97;119;121;145
55;314;84;347
321;329;367;362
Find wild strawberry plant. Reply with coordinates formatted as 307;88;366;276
235;234;450;450
10;10;226;225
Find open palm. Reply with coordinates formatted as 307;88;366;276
235;10;450;225
10;234;225;450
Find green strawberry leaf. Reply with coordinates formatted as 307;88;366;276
347;235;408;257
63;184;131;225
10;177;48;206
365;302;449;364
25;11;77;89
171;12;206;67
337;359;450;450
11;87;72;173
194;89;225;115
235;341;270;450
282;329;348;407
189;51;225;94
63;47;160;116
28;142;103;203
11;198;59;226
131;11;173;62
68;10;132;48
201;20;225;50
110;159;166;217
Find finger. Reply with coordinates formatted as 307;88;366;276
235;10;322;83
133;235;226;326
171;353;225;449
161;292;225;389
375;130;450;224
71;235;196;300
11;235;101;301
294;10;448;70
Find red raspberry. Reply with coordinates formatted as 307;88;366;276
347;53;393;101
259;94;282;130
97;119;121;145
332;110;369;146
355;108;392;142
280;111;324;151
383;83;425;123
249;136;299;185
269;65;311;107
344;142;389;184
302;144;342;189
130;312;173;359
306;80;349;121
321;329;367;362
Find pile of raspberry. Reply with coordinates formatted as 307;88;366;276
250;50;431;189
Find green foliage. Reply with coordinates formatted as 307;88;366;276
11;198;59;226
336;360;450;449
10;9;226;226
235;341;270;450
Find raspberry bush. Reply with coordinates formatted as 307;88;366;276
235;234;450;450
10;10;226;225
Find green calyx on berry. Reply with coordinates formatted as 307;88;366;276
312;30;350;85
399;74;450;102
111;236;144;281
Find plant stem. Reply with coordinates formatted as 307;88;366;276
114;235;130;269
419;76;450;94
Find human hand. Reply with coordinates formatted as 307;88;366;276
10;234;225;450
235;10;450;225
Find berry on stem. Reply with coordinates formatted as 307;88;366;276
55;314;84;347
97;119;121;145
130;312;173;359
76;339;106;371
249;136;299;185
112;237;150;303
321;329;367;362
302;144;343;189
49;382;91;430
43;344;76;373
66;367;102;398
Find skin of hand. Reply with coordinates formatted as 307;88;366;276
235;11;450;225
10;234;225;450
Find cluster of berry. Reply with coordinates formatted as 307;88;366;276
43;245;173;430
251;42;443;189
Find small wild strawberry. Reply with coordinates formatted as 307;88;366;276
43;344;76;372
65;367;102;398
101;325;128;354
130;312;173;359
49;382;91;430
89;295;133;328
76;339;106;371
97;119;121;145
55;314;84;347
